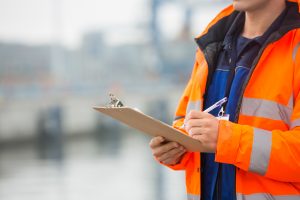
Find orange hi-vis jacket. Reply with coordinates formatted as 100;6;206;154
166;1;300;200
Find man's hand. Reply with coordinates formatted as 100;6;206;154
185;110;219;153
149;136;186;165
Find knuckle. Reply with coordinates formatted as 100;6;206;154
179;146;185;151
164;158;174;165
189;110;196;116
172;142;179;148
176;147;183;154
149;138;158;146
149;137;164;148
185;120;192;128
156;156;164;162
162;159;169;164
191;135;198;140
152;151;159;157
166;142;176;149
149;140;154;147
175;149;183;156
189;127;196;135
152;148;162;157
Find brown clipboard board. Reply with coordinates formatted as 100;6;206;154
93;106;202;152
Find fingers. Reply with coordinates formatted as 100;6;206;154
183;110;214;131
184;119;203;130
181;110;219;153
187;127;205;137
149;136;179;157
158;145;186;162
161;149;186;165
149;136;165;148
149;136;186;165
152;141;180;158
185;118;211;134
185;110;213;121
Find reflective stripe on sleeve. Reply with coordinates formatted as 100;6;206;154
237;193;300;200
291;118;300;129
288;94;294;109
186;100;202;114
187;193;201;200
292;42;300;61
174;115;185;121
249;128;272;175
240;97;292;126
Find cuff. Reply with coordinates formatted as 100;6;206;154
161;152;191;171
215;120;241;164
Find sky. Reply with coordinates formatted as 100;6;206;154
0;0;145;47
0;0;229;48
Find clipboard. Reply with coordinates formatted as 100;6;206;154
93;106;203;152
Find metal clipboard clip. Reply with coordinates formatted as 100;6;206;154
106;93;124;108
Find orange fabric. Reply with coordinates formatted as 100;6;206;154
215;29;300;194
266;127;300;182
185;153;200;195
236;171;300;194
162;1;300;197
216;121;253;172
238;115;289;131
243;37;294;103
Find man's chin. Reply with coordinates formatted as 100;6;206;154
232;2;247;12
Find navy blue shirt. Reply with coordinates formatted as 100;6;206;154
200;8;287;200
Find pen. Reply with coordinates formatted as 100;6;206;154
180;97;227;129
203;97;227;113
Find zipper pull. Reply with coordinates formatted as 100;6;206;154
218;107;225;118
217;106;230;121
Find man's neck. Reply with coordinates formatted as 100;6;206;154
242;1;286;39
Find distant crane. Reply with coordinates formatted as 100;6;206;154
150;0;195;45
149;0;196;75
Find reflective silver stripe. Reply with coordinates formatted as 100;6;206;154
292;42;300;61
291;118;300;129
186;100;202;114
174;115;185;121
237;193;300;200
287;94;294;110
249;128;272;175
187;194;201;200
240;97;292;126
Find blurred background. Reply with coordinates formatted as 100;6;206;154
0;0;230;199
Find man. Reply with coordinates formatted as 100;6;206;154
149;0;300;199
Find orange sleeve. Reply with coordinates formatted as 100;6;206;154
215;120;253;172
215;121;300;182
215;35;300;182
215;68;300;182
